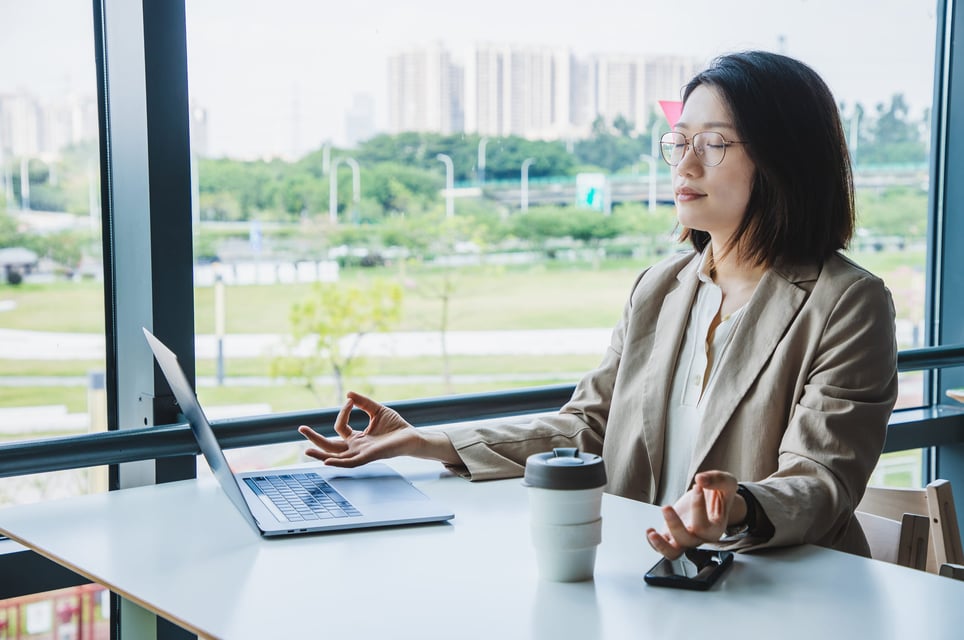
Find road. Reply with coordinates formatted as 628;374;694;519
0;327;613;360
0;319;921;362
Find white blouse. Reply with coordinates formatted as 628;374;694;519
656;253;745;505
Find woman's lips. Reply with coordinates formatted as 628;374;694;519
676;187;705;202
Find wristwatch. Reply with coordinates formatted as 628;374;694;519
725;484;757;537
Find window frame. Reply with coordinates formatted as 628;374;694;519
2;1;964;637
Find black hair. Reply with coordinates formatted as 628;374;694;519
679;50;855;267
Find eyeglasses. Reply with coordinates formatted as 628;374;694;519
659;131;746;167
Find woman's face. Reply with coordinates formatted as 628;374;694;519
672;84;756;249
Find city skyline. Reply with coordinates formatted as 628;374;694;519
2;0;940;159
387;44;699;141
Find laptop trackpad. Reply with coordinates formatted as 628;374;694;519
333;476;429;504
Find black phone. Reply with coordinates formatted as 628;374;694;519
644;548;734;591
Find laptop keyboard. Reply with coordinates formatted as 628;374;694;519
244;473;362;522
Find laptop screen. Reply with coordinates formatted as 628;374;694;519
143;328;262;533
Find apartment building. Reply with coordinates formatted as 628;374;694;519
388;43;700;139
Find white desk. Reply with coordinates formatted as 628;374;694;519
2;458;963;640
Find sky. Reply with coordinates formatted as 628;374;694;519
1;0;941;159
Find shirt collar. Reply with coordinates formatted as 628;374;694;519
697;247;716;285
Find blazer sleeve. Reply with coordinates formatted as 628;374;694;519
733;274;899;551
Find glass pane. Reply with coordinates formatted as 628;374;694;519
0;584;110;639
0;2;106;506
184;2;936;472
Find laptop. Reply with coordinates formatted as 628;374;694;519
143;327;454;537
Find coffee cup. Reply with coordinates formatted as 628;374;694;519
524;447;607;582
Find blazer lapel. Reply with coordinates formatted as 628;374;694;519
640;253;701;486
687;263;818;479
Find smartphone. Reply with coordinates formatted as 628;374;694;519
644;548;734;591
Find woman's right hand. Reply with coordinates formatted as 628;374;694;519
298;391;460;467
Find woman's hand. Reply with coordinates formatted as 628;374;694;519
645;471;745;559
298;391;460;467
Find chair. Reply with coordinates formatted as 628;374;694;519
856;479;964;575
854;509;929;569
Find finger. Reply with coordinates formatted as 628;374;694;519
646;527;683;560
302;437;367;464
694;472;737;525
304;448;333;462
304;448;366;466
694;470;737;492
316;450;371;468
343;392;383;434
345;391;383;417
332;397;357;440
705;489;726;524
687;487;713;532
297;425;348;453
661;504;702;549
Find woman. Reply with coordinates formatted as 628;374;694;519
299;51;898;560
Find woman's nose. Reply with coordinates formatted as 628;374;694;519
675;143;702;175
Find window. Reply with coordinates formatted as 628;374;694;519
184;0;937;477
0;1;106;507
4;1;964;633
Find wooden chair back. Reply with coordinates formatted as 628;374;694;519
854;510;929;569
857;479;963;575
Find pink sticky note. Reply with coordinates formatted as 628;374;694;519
658;100;683;128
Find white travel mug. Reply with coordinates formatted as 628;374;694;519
524;448;607;582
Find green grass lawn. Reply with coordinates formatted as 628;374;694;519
192;261;640;334
0;248;923;335
0;248;927;415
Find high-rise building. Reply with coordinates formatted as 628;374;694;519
0;92;98;159
465;44;572;139
387;43;464;135
586;54;701;135
643;54;704;117
190;101;210;157
387;43;700;140
345;93;376;148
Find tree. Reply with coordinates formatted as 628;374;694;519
0;212;23;248
612;114;635;137
572;115;650;173
271;278;404;404
401;213;494;391
843;94;928;166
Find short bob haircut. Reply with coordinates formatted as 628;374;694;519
678;51;855;267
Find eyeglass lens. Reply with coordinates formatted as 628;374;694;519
660;131;728;167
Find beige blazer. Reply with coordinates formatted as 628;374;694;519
444;250;899;556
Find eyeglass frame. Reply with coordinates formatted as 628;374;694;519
659;131;747;167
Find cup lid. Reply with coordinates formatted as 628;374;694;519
523;448;607;490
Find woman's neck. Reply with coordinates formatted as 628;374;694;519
707;243;767;317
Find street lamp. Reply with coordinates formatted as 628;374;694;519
345;157;361;222
651;120;663;160
647;119;666;213
20;156;30;211
521;157;535;212
329;157;361;224
638;155;657;213
214;266;226;386
437;153;454;218
0;131;5;207
849;109;861;166
477;137;489;186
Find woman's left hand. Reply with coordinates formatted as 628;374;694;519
645;470;745;559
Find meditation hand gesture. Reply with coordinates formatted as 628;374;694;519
298;391;460;467
645;471;745;559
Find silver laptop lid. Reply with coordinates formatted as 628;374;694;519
143;327;263;534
